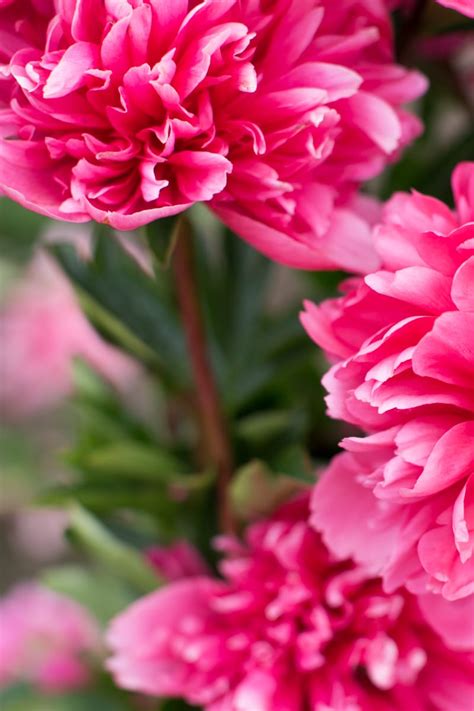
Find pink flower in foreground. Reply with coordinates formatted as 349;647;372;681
0;248;139;420
0;1;426;272
108;498;474;710
302;162;474;601
0;583;99;693
146;540;209;581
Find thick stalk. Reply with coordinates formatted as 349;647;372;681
172;217;235;535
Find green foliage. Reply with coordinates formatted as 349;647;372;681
0;199;46;264
66;504;160;593
50;217;331;474
51;226;188;384
42;565;135;625
0;686;132;711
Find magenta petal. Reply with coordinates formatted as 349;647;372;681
171;151;232;203
402;423;474;497
345;91;401;153
43;42;99;98
0;139;88;221
419;593;474;651
452;257;474;311
413;312;474;388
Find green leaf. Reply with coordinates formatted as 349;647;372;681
269;444;313;482
41;565;135;625
72;358;119;403
76;441;184;482
234;410;291;446
0;198;46;263
50;232;188;385
67;504;160;592
39;481;178;518
0;688;132;711
146;215;180;268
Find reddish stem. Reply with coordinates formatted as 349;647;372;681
172;217;235;535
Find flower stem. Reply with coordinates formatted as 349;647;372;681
172;217;235;535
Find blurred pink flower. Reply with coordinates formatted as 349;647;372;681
0;1;426;272
0;249;139;420
146;540;209;581
0;583;99;693
11;509;68;563
302;162;474;601
107;497;474;710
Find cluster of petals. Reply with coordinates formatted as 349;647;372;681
107;496;474;710
302;162;474;602
0;582;99;693
0;246;139;420
0;0;426;271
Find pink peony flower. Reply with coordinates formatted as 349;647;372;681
0;582;99;693
0;248;139;420
146;540;209;581
107;497;474;710
0;1;426;272
302;162;474;601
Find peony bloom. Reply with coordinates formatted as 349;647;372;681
0;583;99;693
146;540;209;581
0;1;426;271
108;497;474;710
0;248;139;420
302;162;474;601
